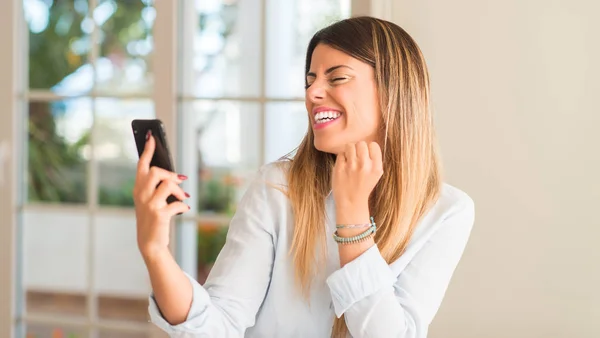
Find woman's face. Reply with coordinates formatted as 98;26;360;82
305;43;381;155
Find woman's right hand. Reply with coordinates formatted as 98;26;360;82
133;130;191;262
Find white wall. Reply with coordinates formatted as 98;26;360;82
390;1;600;337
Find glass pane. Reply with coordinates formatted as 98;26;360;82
26;323;88;338
265;102;309;163
95;213;150;322
27;99;93;204
23;209;90;317
196;222;228;284
265;0;351;98
25;0;93;94
180;101;261;214
96;0;154;94
96;99;154;207
181;0;262;98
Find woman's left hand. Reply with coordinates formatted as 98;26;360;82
332;141;384;214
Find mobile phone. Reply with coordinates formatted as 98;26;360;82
131;119;179;204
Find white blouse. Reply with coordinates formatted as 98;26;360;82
148;162;475;337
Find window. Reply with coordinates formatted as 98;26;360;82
10;0;361;336
20;0;158;336
177;0;351;284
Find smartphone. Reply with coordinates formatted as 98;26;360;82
131;119;179;204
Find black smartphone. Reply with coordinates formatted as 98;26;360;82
131;119;179;204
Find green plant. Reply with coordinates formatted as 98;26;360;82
198;177;234;213
197;224;228;266
98;177;136;206
196;223;229;283
27;110;88;203
27;0;149;204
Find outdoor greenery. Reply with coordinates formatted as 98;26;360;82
27;0;239;211
27;0;150;203
196;223;229;283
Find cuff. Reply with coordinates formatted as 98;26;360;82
326;244;396;317
148;271;209;332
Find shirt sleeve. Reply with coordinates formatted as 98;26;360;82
326;195;475;338
147;168;277;337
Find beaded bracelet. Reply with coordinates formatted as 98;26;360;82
333;217;377;245
333;225;376;245
336;217;376;229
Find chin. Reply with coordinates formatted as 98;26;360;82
313;139;344;155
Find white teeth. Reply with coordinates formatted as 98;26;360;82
315;110;342;124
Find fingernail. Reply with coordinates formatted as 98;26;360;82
178;174;188;180
188;205;191;210
146;130;152;140
185;192;190;198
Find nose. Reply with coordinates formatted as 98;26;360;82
306;81;326;103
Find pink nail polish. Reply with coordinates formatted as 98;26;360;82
185;192;190;198
146;130;152;140
178;174;188;180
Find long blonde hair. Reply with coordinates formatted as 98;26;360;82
285;17;442;337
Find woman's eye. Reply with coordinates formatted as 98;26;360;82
304;77;347;89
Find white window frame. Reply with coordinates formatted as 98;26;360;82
0;1;22;337
0;0;390;336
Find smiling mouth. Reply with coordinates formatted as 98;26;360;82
314;111;342;124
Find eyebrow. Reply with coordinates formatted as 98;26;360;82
306;65;354;78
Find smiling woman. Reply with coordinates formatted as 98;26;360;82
305;45;381;154
140;16;474;338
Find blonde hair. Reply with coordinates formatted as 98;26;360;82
284;17;442;337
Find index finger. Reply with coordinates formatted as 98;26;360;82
368;142;383;170
335;149;346;166
345;143;357;167
137;130;155;174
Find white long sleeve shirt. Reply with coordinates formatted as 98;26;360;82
148;162;475;337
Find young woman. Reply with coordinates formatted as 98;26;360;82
134;16;475;338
